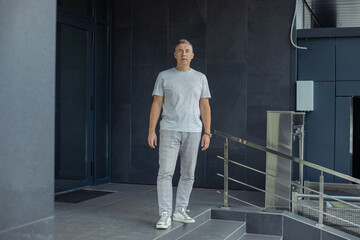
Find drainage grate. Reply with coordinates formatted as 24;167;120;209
298;200;360;237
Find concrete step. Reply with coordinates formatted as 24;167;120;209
156;208;355;240
239;233;282;240
177;219;245;240
155;209;213;240
155;209;282;240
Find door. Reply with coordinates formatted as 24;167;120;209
55;15;94;192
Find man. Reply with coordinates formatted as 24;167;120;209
148;39;211;229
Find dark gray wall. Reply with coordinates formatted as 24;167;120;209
111;0;294;189
0;1;56;239
298;34;360;183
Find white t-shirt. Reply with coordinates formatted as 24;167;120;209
152;68;211;132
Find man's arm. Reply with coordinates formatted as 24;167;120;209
200;98;211;151
148;95;163;148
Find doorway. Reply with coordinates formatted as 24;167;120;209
55;6;110;192
55;16;94;192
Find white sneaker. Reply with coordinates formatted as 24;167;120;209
156;212;171;229
172;208;195;223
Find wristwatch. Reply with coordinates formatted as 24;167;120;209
204;132;212;138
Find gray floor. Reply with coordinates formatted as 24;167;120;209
55;183;264;240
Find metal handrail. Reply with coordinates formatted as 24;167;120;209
214;130;360;236
216;190;263;210
214;130;360;184
216;173;360;229
217;155;360;207
298;193;360;202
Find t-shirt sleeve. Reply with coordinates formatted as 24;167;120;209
152;73;164;96
201;75;211;99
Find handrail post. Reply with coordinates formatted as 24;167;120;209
318;171;324;225
223;137;229;209
299;125;304;194
292;191;298;214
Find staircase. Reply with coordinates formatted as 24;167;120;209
155;208;359;240
155;209;282;240
212;130;360;240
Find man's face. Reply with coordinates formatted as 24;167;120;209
174;43;194;67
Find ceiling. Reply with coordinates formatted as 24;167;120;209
303;0;360;28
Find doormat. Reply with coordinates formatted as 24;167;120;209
55;189;113;203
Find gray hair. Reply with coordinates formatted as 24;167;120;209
175;39;193;52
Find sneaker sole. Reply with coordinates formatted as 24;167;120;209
172;217;195;223
156;222;171;229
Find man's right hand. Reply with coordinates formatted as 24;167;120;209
148;131;157;148
148;95;163;149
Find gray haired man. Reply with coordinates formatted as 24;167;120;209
148;39;211;229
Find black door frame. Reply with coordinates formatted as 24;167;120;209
55;11;95;193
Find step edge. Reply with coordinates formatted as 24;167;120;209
239;233;283;240
224;222;246;240
175;219;212;240
154;209;212;240
176;218;246;240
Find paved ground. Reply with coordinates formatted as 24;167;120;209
54;183;264;240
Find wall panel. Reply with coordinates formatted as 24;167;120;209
336;37;360;81
0;1;56;238
111;0;294;190
298;38;335;81
303;82;335;182
335;97;352;183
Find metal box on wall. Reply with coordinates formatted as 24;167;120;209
297;80;314;111
265;111;305;210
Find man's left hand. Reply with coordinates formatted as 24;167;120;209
201;134;210;151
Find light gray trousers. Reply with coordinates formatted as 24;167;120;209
157;130;201;216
